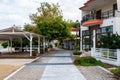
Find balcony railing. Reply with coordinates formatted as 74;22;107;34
81;10;114;24
102;10;114;19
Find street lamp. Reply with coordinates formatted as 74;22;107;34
75;20;80;52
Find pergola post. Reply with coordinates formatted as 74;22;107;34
93;30;96;52
10;38;12;53
8;40;9;52
43;37;45;53
38;37;40;53
47;40;49;48
20;38;22;52
30;34;33;56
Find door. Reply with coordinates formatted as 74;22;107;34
113;3;117;17
96;10;101;19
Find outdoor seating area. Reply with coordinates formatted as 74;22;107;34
0;27;47;58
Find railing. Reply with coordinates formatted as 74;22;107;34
95;48;117;59
81;14;93;24
91;48;120;66
81;10;114;24
102;10;114;19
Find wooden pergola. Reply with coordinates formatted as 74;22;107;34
0;27;46;56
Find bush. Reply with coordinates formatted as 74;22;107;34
73;52;82;55
1;42;8;48
74;56;105;66
111;67;120;79
32;49;37;56
49;44;53;48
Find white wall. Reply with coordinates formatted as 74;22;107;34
117;0;120;11
71;31;79;35
114;17;120;35
96;0;116;12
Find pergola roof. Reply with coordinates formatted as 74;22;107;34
0;27;45;40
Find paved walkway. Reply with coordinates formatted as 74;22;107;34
77;66;116;80
6;50;86;80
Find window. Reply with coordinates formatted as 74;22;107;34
108;25;113;32
96;28;101;33
101;27;106;33
96;25;113;48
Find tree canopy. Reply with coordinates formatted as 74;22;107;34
28;2;74;41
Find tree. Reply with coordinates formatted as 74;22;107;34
30;2;63;24
29;2;73;41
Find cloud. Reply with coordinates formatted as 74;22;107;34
0;0;86;29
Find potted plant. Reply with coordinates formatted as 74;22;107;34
73;51;82;58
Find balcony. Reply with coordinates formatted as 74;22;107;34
81;10;114;26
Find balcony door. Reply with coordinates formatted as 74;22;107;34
96;10;101;19
113;3;117;17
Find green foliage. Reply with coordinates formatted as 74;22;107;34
73;51;82;55
30;2;63;24
32;49;37;56
111;67;120;74
99;27;120;49
1;42;8;48
55;42;59;47
74;56;105;66
24;24;40;34
111;67;120;79
74;20;80;28
49;44;53;48
29;2;73;41
1;38;30;48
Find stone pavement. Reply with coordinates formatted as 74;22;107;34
5;49;116;80
5;50;86;80
77;66;116;80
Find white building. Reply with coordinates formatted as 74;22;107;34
80;0;120;50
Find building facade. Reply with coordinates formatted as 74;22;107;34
61;27;80;50
80;0;120;50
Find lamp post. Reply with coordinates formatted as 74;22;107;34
75;20;80;52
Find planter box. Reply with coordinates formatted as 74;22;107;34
73;55;80;58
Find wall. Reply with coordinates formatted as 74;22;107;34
114;17;120;35
96;0;116;12
91;48;120;66
117;0;120;11
81;0;117;17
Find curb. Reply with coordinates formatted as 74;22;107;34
97;66;113;75
3;57;40;80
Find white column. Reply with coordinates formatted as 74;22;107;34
117;0;120;11
43;37;45;53
20;38;22;52
38;37;40;53
93;30;96;52
10;39;12;53
30;34;33;56
8;40;9;52
117;49;120;66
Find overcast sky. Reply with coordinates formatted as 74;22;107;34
0;0;87;29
